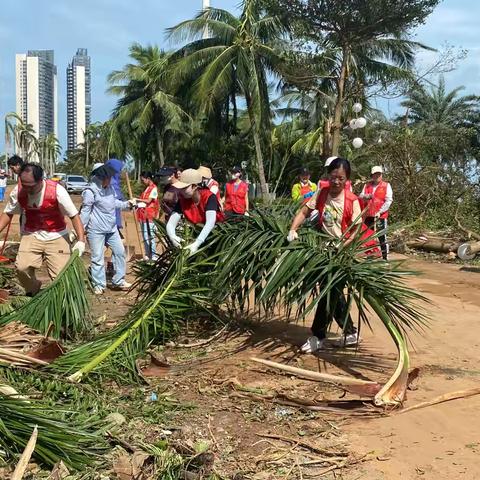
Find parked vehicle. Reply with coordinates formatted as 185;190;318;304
51;173;66;183
62;175;89;194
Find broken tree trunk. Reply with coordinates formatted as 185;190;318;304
406;239;461;253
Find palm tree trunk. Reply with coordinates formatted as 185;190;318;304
331;47;350;157
245;94;269;199
156;131;165;167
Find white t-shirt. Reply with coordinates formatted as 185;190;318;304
0;177;7;188
4;182;78;241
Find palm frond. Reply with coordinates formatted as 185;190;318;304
0;390;106;469
0;255;91;339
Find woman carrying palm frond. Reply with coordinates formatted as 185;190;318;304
287;157;377;353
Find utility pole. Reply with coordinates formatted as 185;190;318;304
202;0;210;39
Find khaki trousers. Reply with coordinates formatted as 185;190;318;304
15;234;71;295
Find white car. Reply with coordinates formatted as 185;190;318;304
63;175;89;194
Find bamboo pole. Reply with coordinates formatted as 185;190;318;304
10;426;38;480
124;171;144;258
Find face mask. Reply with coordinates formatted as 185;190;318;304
232;173;241;180
201;178;210;188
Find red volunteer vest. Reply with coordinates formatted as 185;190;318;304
224;180;248;214
18;180;66;233
179;188;225;225
137;184;159;222
363;181;389;219
315;187;380;254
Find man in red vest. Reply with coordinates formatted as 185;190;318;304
166;168;224;256
0;163;85;295
359;166;393;260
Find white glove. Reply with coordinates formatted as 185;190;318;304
128;198;138;207
137;201;147;208
68;230;77;243
169;235;183;248
72;241;86;257
287;230;298;242
244;211;250;217
184;241;200;256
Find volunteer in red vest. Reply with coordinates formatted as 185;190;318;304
359;166;393;260
166;168;225;256
155;166;181;221
287;157;363;353
198;166;221;203
134;171;159;260
291;167;317;203
0;163;85;296
223;166;249;217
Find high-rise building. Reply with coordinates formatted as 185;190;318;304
15;50;58;139
66;48;91;150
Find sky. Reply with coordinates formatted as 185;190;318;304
0;0;479;153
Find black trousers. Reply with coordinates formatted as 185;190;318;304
365;216;388;260
311;288;356;340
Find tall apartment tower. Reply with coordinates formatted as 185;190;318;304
66;48;91;150
15;50;58;139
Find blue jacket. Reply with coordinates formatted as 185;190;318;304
105;158;124;228
80;178;130;234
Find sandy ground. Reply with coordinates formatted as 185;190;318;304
2;186;480;479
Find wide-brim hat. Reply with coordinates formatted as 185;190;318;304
198;166;212;178
92;164;117;180
175;168;203;189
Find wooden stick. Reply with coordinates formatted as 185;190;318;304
400;387;480;414
124;171;144;258
10;425;38;480
251;357;378;387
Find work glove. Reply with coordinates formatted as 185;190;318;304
137;201;147;208
169;234;183;248
184;241;200;257
287;230;298;242
68;230;77;243
72;241;86;257
128;198;138;207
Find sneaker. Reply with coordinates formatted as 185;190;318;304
94;286;104;295
300;336;326;353
333;333;361;348
111;281;132;291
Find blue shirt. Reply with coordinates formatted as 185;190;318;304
80;178;130;234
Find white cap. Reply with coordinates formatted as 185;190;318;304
92;162;104;172
175;168;203;189
371;166;383;175
324;156;338;167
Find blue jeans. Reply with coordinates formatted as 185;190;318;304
140;220;157;259
0;187;5;201
88;230;126;288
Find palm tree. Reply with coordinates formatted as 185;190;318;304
14;121;38;162
167;0;288;198
38;133;61;175
4;112;22;156
108;43;189;167
401;76;480;127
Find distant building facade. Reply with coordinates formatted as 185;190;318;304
15;50;58;139
67;48;91;150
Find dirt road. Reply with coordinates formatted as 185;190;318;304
345;257;480;479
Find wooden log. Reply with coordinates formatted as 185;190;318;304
406;240;461;253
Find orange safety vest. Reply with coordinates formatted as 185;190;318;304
18;180;66;233
224;180;248;214
362;181;389;219
179;188;225;225
136;184;159;222
318;179;352;192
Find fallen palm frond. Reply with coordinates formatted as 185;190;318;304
51;249;217;383
0;390;106;469
10;425;38;480
201;206;428;407
0;254;91;339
